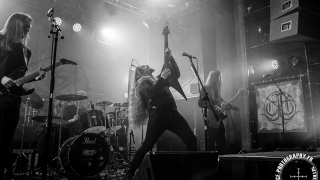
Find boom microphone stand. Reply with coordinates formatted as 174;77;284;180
42;7;64;180
266;75;287;148
183;53;219;151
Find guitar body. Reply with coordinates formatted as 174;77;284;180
206;88;245;129
207;107;227;129
0;66;35;109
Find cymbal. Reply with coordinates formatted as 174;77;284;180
32;116;63;122
112;101;128;107
56;94;88;101
21;92;44;109
96;101;113;106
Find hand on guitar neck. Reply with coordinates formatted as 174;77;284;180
165;48;172;57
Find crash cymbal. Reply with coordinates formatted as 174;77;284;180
56;94;88;101
21;92;44;109
96;101;113;106
112;101;128;107
32;116;63;122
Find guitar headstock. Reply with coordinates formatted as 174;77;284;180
162;21;170;36
60;58;77;65
238;87;246;95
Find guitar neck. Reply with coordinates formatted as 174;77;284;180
164;34;168;55
17;61;63;85
221;92;242;112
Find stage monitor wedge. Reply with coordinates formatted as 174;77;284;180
133;151;219;180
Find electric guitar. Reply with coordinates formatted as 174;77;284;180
206;88;245;129
162;22;187;100
0;58;77;109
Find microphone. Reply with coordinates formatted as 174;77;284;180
182;52;196;59
263;72;275;78
47;7;55;17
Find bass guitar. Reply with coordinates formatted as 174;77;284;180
0;58;77;109
162;22;187;100
206;88;245;129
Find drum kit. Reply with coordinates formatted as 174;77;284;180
16;92;129;179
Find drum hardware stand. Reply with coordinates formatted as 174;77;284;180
108;107;128;177
11;100;31;174
129;130;135;161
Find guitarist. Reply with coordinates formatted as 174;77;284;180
0;13;46;178
124;48;197;180
198;70;227;154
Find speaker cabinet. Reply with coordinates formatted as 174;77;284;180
270;0;320;20
269;11;320;43
133;151;219;180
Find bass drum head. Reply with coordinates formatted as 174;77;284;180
61;133;110;177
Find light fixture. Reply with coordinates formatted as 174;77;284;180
54;17;62;26
271;60;278;69
291;56;304;67
73;23;82;32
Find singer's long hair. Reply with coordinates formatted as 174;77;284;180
128;66;155;127
204;70;222;101
0;12;32;51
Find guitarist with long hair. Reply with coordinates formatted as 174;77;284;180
198;70;227;154
123;48;197;180
0;13;46;178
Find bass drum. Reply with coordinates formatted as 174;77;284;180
59;133;110;177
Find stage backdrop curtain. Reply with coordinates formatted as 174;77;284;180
255;80;306;133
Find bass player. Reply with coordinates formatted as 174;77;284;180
0;13;46;178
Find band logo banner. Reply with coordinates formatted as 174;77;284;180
255;80;306;133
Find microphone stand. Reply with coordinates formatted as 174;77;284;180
185;56;219;151
42;11;64;180
267;76;286;148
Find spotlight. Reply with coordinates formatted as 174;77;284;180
271;60;278;69
73;23;82;32
54;17;62;26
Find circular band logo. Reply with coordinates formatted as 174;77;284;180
275;153;318;180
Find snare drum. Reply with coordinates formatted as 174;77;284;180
59;133;110;177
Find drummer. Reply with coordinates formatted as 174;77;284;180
63;90;88;136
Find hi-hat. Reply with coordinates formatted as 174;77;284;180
56;94;88;101
21;92;44;109
32;116;63;122
96;101;113;106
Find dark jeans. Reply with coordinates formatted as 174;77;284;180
0;104;21;177
207;122;226;154
128;109;197;175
